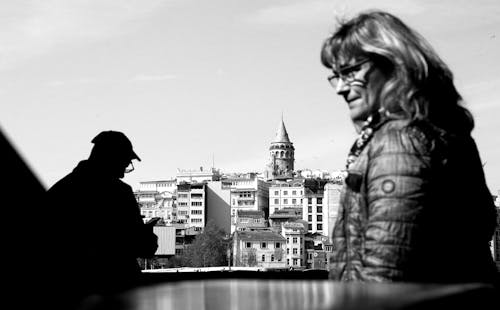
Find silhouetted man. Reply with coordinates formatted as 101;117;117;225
45;130;158;306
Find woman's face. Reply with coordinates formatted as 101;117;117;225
330;56;390;126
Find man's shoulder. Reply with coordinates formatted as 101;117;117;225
115;179;133;191
47;171;76;193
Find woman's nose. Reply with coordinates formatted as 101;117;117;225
336;78;350;95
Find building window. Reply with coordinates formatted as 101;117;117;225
317;206;322;213
287;237;289;244
292;198;296;204
271;255;275;262
274;199;279;204
292;190;297;195
261;242;267;248
308;215;312;221
308;253;313;259
308;206;312;213
317;224;323;230
293;237;298;244
191;201;202;206
287;259;290;265
283;199;288;204
293;258;298;266
293;248;298;254
317;198;322;204
283;191;288;195
308;198;312;204
287;248;290;254
274;191;279;195
275;242;281;248
246;242;252;248
308;224;312;230
262;255;266;262
317;215;323;222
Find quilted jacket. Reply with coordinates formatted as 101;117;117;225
329;118;498;283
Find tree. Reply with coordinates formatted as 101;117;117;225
182;220;229;267
165;256;184;268
274;248;284;262
246;248;257;267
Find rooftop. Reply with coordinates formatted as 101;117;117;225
237;210;265;218
236;230;286;242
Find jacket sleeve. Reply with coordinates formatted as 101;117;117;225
120;183;159;258
361;126;433;281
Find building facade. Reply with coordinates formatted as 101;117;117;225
268;179;304;215
282;222;307;269
176;167;221;184
205;180;233;234
235;210;267;231
322;182;342;241
232;229;286;269
177;182;206;232
301;179;329;235
226;174;270;233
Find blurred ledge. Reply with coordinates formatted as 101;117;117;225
79;271;498;310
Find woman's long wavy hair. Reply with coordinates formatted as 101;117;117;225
321;11;474;134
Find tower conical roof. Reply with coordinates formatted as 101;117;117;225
273;119;291;143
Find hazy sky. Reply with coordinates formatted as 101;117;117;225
1;0;499;193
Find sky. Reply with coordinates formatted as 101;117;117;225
1;0;499;193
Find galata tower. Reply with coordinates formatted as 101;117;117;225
266;118;295;180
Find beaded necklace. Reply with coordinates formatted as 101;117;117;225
343;113;385;175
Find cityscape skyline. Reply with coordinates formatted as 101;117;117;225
1;0;499;193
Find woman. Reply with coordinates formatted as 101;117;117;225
321;11;498;283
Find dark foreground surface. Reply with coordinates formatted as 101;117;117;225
75;271;498;310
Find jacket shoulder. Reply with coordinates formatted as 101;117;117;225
369;119;445;158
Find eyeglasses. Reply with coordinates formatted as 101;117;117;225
125;161;135;174
327;58;371;88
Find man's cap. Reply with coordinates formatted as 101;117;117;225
91;130;141;161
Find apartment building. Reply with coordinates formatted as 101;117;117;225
232;229;286;268
282;222;307;269
177;182;206;232
205;180;232;233
135;180;177;222
235;210;266;231
176;167;221;184
302;179;330;236
226;174;270;233
323;182;342;241
268;179;304;215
